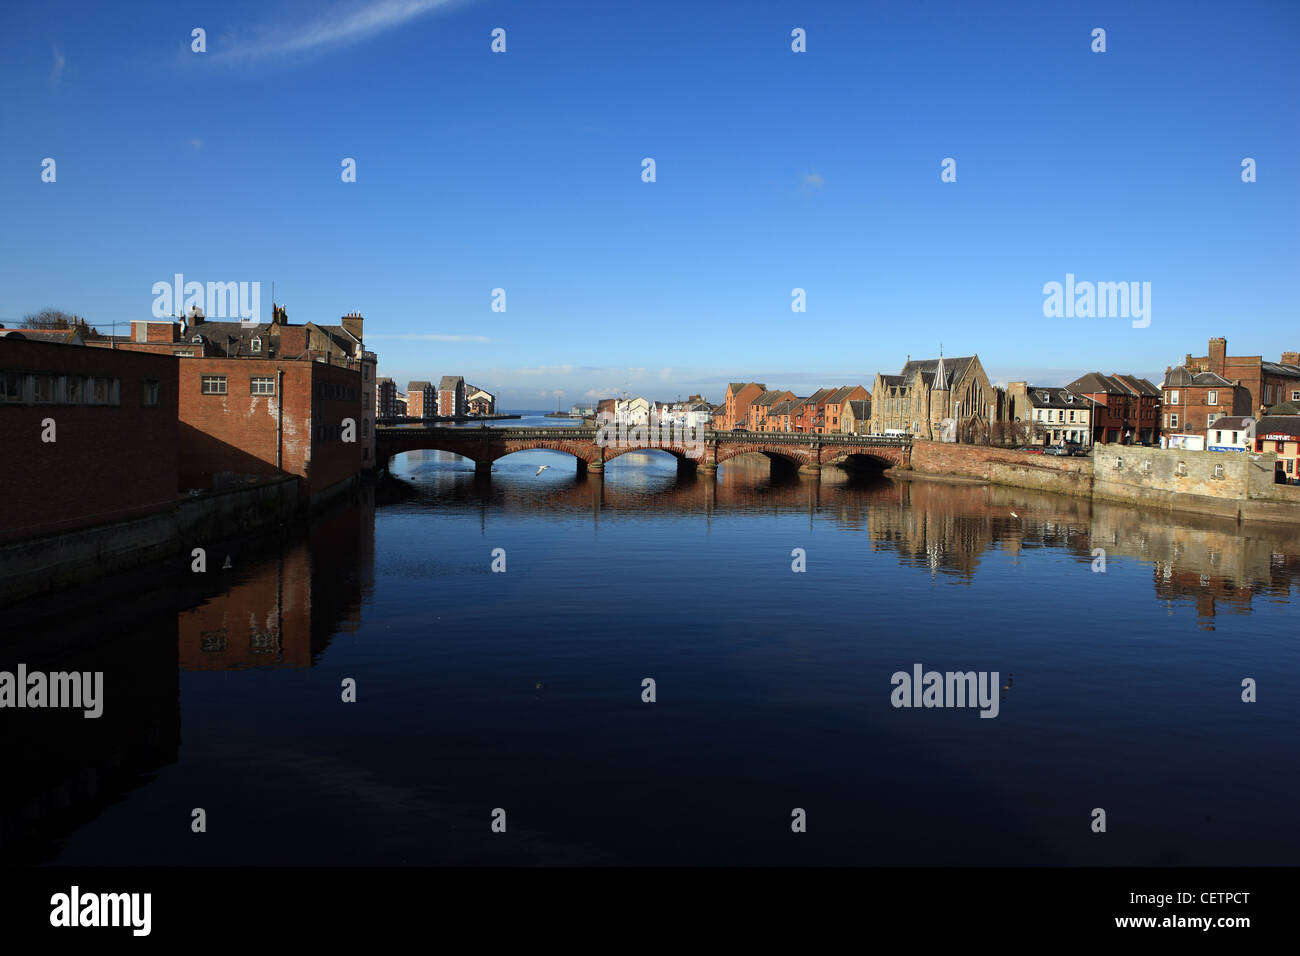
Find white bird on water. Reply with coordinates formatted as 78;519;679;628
535;465;550;476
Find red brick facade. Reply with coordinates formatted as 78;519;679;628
177;357;361;498
1;339;178;542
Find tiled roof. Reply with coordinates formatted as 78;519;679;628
1209;417;1254;430
1026;385;1089;409
438;375;464;390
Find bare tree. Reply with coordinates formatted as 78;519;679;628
19;308;102;338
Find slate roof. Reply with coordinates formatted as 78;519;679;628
901;355;975;386
1256;414;1300;437
438;375;464;390
1163;366;1235;388
1261;362;1300;379
1208;417;1254;431
846;399;872;419
1026;385;1089;409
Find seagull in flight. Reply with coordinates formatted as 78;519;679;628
535;465;550;476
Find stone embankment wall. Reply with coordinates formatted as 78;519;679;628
1;477;301;605
907;440;1299;524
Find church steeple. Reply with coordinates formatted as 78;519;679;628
933;346;949;391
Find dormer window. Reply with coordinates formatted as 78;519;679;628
251;337;262;353
192;335;203;344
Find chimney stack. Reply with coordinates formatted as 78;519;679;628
341;311;364;343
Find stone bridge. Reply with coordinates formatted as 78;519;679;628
376;426;911;476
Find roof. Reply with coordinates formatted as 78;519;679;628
438;375;464;390
1026;385;1088;409
769;399;800;416
1267;401;1300;415
186;321;270;356
1209;417;1254;430
1066;371;1158;396
1256;415;1300;437
408;380;431;389
727;381;765;396
901;355;975;386
0;328;86;345
846;399;871;418
826;386;857;404
878;374;904;388
1163;366;1235;388
1261;362;1300;379
805;387;834;405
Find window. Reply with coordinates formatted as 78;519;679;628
1;371;23;402
143;379;161;407
65;375;83;403
1175;461;1187;476
201;375;227;395
193;335;203;344
1207;389;1217;405
32;374;55;403
1213;464;1225;479
250;376;275;395
1232;431;1239;444
1170;390;1179;405
1215;431;1223;444
173;349;194;357
89;377;120;405
1170;413;1178;428
250;337;262;353
1293;390;1300;401
362;419;370;437
1069;410;1075;422
1207;412;1219;426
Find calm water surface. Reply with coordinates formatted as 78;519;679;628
4;417;1298;865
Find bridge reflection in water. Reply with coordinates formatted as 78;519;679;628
387;447;1300;617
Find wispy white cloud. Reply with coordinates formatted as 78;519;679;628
803;172;825;188
369;333;491;343
214;0;470;63
50;46;65;85
186;137;204;151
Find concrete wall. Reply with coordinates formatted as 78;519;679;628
0;477;300;605
910;440;1093;497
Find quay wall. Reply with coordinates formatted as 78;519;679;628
907;440;1300;524
1;476;303;605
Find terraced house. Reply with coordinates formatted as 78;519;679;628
1180;337;1300;418
1006;383;1093;446
1065;372;1161;445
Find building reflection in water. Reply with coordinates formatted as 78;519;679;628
392;448;1300;622
177;490;371;671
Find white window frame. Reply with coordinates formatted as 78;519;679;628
201;375;227;395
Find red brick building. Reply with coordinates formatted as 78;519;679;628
177;356;362;499
1181;337;1300;418
746;389;795;431
406;381;434;419
1065;372;1162;444
1160;366;1252;436
822;386;870;434
437;375;465;417
0;338;178;543
720;382;765;430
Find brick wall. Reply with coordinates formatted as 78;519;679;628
1;340;178;542
910;440;1093;497
177;357;361;498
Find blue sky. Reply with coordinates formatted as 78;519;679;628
2;0;1296;408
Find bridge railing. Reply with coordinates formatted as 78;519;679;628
375;425;910;446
